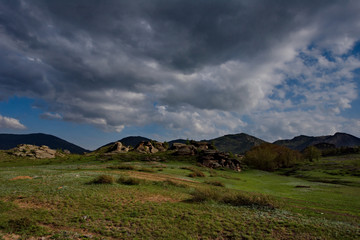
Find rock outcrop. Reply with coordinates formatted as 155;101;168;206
134;141;168;154
170;143;197;156
170;142;215;156
10;144;58;159
198;150;242;172
107;142;129;153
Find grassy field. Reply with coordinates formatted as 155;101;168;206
0;151;359;239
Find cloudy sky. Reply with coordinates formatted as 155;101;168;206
1;0;360;149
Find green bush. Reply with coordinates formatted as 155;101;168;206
153;179;188;188
303;146;321;161
108;164;137;170
91;175;115;184
182;166;206;177
244;143;301;171
138;167;156;173
190;188;276;209
117;176;143;185
204;180;225;187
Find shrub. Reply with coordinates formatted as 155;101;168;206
303;146;321;161
190;188;223;202
222;192;275;209
108;164;137;170
188;170;205;178
190;188;276;209
91;175;115;184
138;167;156;173
153;179;188;188
117;176;143;185
182;166;206;177
244;143;301;171
204;180;225;187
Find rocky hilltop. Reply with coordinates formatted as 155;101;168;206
103;140;242;171
0;133;88;154
9;144;67;159
170;142;242;171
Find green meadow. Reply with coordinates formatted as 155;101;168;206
0;151;359;239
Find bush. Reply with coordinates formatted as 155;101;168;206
117;176;143;185
182;166;206;177
244;143;301;171
204;180;225;187
138;167;156;173
190;188;276;209
303;146;321;161
91;175;115;184
108;164;137;170
153;179;188;188
190;188;223;202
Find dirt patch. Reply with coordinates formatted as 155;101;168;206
10;176;33;180
14;198;55;211
1;233;22;240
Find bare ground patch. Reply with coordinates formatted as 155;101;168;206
10;176;33;181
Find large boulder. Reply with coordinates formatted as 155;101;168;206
198;150;241;171
171;143;197;156
107;142;129;153
11;144;58;159
134;141;159;154
152;141;168;152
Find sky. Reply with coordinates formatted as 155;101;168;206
1;0;360;150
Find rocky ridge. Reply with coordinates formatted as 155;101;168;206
10;144;66;159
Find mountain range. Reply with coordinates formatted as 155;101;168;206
1;132;359;155
273;132;360;151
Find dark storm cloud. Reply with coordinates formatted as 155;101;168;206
0;0;359;136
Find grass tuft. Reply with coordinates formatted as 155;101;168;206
108;164;137;170
90;175;115;184
4;217;48;236
182;166;206;177
117;176;143;185
204;180;225;187
190;188;276;209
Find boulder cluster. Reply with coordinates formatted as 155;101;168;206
106;141;168;154
106;142;129;153
10;144;65;159
170;142;241;171
106;140;242;171
198;150;242;172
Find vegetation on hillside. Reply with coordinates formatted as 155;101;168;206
244;143;302;171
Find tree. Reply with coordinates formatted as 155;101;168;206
303;146;321;162
244;143;301;171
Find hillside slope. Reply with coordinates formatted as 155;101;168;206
0;133;88;154
209;133;267;154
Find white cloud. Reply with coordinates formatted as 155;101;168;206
0;0;359;140
0;115;26;130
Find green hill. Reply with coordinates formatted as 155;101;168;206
209;133;267;154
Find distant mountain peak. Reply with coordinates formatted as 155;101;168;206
274;132;360;151
208;132;267;154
